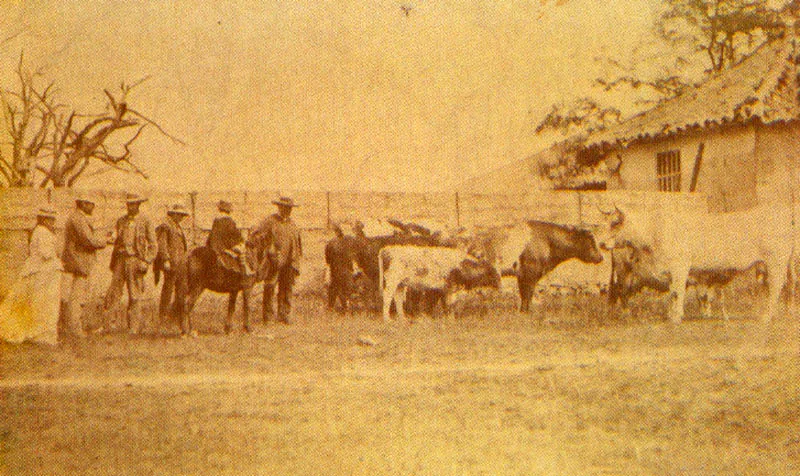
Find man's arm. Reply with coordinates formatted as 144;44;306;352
156;224;170;263
71;215;107;250
141;218;158;264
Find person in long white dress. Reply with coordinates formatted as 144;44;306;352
0;208;63;345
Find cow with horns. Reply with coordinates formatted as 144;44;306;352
600;202;793;323
514;220;604;312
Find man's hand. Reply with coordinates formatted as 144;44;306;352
163;260;171;272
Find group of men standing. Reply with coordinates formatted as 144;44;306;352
58;193;302;339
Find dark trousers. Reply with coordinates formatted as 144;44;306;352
159;263;188;333
104;256;147;332
263;266;297;323
328;272;352;311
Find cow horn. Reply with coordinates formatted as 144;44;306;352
613;205;624;222
597;204;615;215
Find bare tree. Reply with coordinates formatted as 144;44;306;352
1;57;183;188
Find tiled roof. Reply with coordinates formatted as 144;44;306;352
587;36;800;146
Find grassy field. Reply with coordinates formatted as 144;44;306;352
1;291;799;475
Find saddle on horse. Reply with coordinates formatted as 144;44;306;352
213;244;255;277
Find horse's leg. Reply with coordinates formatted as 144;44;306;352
185;283;204;336
242;286;251;333
225;290;238;334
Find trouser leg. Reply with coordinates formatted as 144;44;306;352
159;270;175;320
61;273;89;336
277;267;297;323
327;277;337;309
173;264;188;332
262;283;275;322
125;258;146;333
104;259;126;312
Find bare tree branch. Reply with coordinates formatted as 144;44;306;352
126;108;187;146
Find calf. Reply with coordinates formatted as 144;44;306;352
517;221;604;312
378;245;501;321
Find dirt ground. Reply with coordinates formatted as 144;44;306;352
1;290;799;475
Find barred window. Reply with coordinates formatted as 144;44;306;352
656;150;681;192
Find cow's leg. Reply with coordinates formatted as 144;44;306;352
518;275;532;313
668;265;690;324
382;282;396;322
444;291;456;321
718;287;728;322
764;256;788;323
396;287;408;321
225;290;238;334
242;287;251;332
697;286;711;318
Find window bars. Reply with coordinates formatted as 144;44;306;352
656;150;681;192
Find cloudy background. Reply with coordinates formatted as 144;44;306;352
0;0;659;191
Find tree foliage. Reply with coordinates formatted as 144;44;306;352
535;98;622;138
535;0;794;139
657;0;786;72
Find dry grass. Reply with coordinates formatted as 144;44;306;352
1;292;799;475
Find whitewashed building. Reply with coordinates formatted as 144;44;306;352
587;36;800;212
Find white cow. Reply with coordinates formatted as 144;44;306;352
604;201;794;323
378;245;501;321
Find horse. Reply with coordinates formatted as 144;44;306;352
185;245;260;334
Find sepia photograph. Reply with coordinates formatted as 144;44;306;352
1;0;799;474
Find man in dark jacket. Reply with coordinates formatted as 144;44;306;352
60;194;112;337
248;196;302;324
207;200;251;277
155;204;190;334
103;193;158;334
325;223;355;312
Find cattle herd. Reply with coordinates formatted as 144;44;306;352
316;201;796;325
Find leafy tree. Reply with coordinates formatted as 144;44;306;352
535;0;793;139
657;0;785;73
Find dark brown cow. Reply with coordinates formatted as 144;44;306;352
517;221;604;312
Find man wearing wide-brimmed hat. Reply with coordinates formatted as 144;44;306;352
60;193;112;337
103;193;157;334
248;196;302;324
154;203;191;334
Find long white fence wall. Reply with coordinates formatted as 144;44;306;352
0;188;762;301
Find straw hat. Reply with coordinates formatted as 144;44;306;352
167;203;190;216
125;193;147;204
217;200;233;213
36;207;57;219
75;193;95;205
271;196;298;208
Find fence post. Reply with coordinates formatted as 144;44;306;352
243;190;249;233
189;191;198;246
455;192;461;228
326;191;331;229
